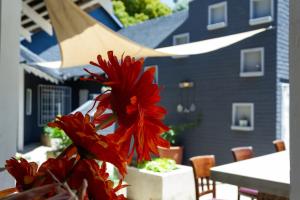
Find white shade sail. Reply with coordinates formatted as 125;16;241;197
44;0;267;69
156;28;267;55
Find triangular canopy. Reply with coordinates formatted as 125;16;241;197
45;0;267;68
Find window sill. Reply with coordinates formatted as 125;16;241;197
207;22;227;30
231;126;254;131
240;71;264;77
249;16;273;26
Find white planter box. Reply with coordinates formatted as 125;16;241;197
125;165;196;200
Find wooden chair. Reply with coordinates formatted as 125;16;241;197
273;140;286;152
231;147;258;200
190;155;222;200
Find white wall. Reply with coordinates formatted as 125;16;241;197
290;0;300;199
0;0;21;189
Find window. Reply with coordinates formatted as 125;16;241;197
173;33;190;58
240;47;264;77
250;0;274;25
38;85;72;126
25;88;32;116
207;2;227;30
79;89;89;106
231;103;254;131
144;65;158;83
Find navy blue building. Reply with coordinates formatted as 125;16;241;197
145;0;289;164
20;1;186;146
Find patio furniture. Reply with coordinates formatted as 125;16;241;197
211;151;289;198
231;146;258;200
190;155;222;200
273;140;286;152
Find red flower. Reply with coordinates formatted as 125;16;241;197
33;158;75;187
68;159;126;200
5;158;38;191
84;51;169;161
48;112;127;176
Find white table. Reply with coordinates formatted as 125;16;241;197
211;151;290;197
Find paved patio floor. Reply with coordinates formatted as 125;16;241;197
201;183;254;200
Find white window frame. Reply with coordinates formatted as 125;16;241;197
207;1;228;30
231;103;254;131
240;47;265;77
25;88;32;116
249;0;274;26
144;65;159;84
172;33;190;59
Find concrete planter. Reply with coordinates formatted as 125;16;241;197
125;165;196;200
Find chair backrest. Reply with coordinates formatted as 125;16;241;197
189;155;216;198
231;146;253;162
273;140;286;152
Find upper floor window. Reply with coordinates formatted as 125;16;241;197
250;0;274;26
207;2;227;30
240;47;265;77
173;33;190;58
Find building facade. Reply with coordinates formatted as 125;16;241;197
145;0;289;164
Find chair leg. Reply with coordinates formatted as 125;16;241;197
213;181;216;198
238;193;240;200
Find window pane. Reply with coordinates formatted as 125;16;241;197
211;6;225;24
253;0;271;18
38;85;72;126
175;36;188;45
243;51;262;72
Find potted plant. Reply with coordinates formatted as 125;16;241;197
158;113;202;164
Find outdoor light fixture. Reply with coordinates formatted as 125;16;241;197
178;80;194;89
177;80;196;113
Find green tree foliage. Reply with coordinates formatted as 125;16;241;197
173;0;189;12
113;0;172;27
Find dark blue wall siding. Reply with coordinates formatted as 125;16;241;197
24;73;102;145
146;0;278;165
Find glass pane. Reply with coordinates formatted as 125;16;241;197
211;6;225;24
253;0;271;18
175;36;188;45
234;105;252;126
243;50;262;72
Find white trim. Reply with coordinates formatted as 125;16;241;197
207;1;228;30
22;2;53;36
144;65;159;84
18;67;25;151
173;33;190;59
20;27;32;42
240;47;265;77
231;103;254;131
249;0;274;26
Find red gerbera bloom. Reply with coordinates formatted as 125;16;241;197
33;158;75;187
68;159;126;200
48;112;127;176
84;51;170;162
5;158;38;191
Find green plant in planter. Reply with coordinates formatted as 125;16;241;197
43;126;72;150
137;158;178;173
